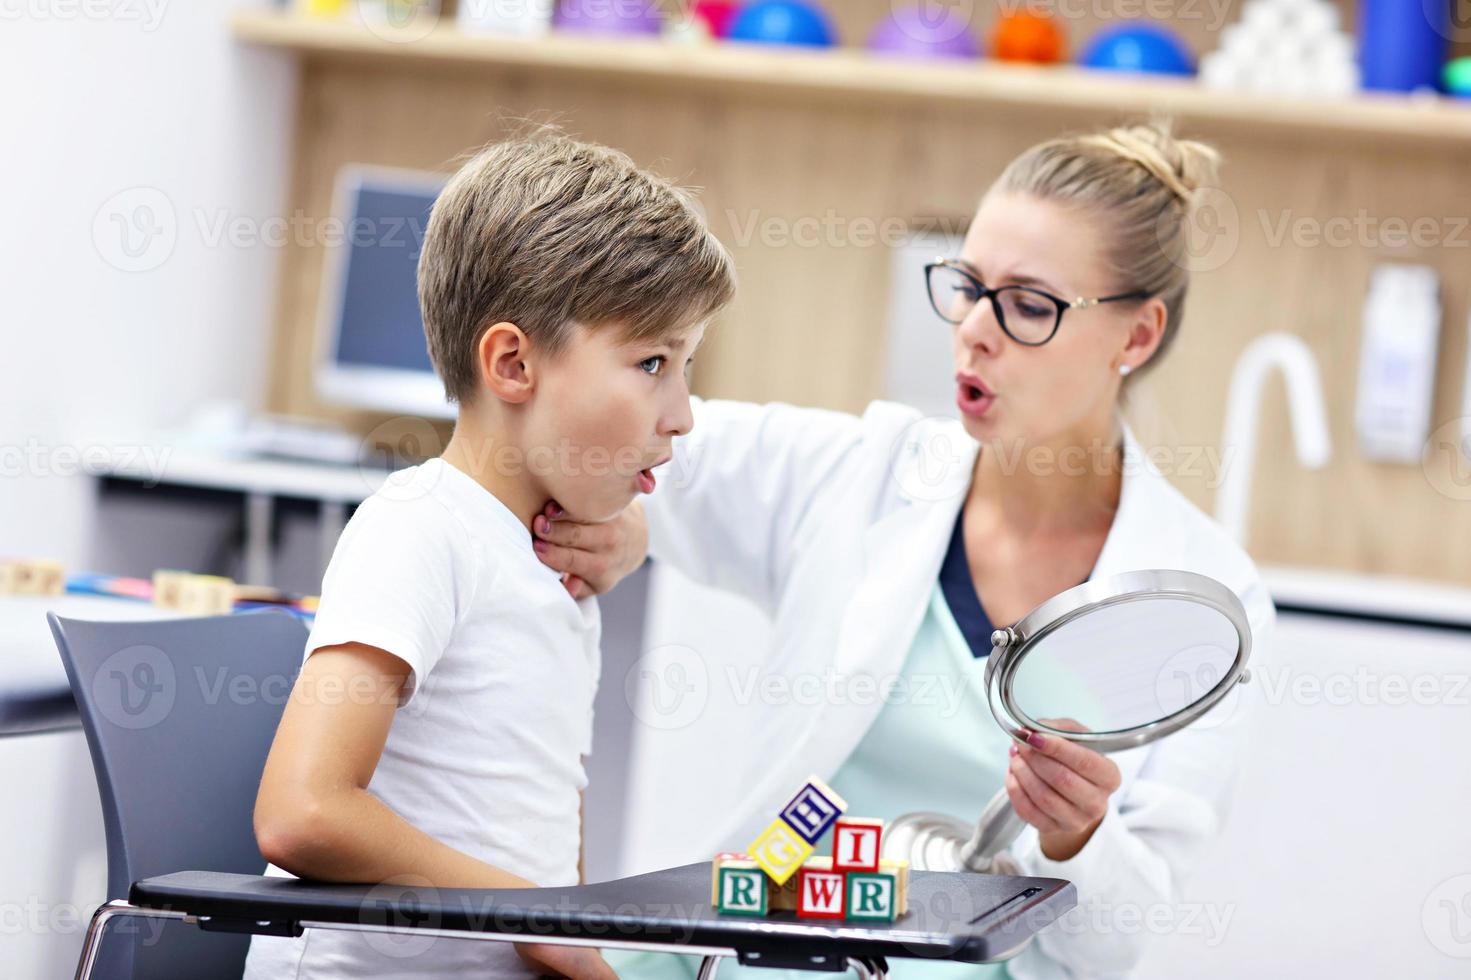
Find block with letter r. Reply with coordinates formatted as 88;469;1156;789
717;865;768;917
778;774;849;844
845;871;898;922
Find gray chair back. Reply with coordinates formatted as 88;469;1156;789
49;609;308;980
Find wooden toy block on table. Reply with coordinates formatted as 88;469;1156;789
833;816;884;872
715;860;767;917
0;558;65;595
152;570;236;615
711;774;909;923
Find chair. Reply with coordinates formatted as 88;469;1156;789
50;609;309;980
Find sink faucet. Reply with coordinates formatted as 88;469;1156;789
1214;333;1333;546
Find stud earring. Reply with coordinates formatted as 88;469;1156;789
1118;364;1132;377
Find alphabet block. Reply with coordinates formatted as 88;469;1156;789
710;852;752;906
748;817;815;886
845;870;898;922
796;857;845;920
778;774;848;844
0;558;64;596
153;570;235;616
716;863;768;917
832;817;883;872
881;858;910;916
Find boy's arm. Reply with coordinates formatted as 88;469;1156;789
254;641;533;890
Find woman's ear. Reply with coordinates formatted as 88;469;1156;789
1119;298;1168;374
475;321;535;404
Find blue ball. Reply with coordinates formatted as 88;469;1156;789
1080;22;1194;76
728;0;836;48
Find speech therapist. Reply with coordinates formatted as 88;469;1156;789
532;121;1275;978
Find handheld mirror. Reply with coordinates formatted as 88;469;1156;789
883;569;1253;874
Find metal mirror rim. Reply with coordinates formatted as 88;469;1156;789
983;569;1253;754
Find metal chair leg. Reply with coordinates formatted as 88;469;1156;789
846;956;889;979
74;900;188;980
696;953;723;979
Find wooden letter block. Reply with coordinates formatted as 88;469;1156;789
796;858;846;920
845;870;898;922
716;864;767;917
710;852;752;905
153;570;235;616
0;558;64;596
748;818;814;886
880;859;910;915
779;774;848;844
832;817;883;872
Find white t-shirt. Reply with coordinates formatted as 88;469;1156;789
243;457;601;980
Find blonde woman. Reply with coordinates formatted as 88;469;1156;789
534;122;1274;979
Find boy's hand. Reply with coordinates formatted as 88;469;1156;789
515;942;620;979
532;500;648;599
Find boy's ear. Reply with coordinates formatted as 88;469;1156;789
475;321;535;404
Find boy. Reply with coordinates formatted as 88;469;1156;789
242;132;734;980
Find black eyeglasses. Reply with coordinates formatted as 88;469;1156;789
925;258;1151;347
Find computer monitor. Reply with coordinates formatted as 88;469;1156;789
315;165;454;419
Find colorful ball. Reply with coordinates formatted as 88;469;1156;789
693;0;740;38
1079;22;1194;76
728;0;836;48
867;4;979;59
554;0;662;36
990;12;1065;63
1445;57;1471;97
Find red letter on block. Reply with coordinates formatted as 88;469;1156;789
832;817;883;872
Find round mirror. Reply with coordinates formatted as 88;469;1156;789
986;569;1250;752
885;569;1252;874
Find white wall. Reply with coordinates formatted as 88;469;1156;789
0;0;295;563
0;2;296;974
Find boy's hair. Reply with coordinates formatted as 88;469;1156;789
418;131;736;405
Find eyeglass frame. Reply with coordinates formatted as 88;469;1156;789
924;257;1152;347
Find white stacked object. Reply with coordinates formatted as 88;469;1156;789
1200;0;1359;96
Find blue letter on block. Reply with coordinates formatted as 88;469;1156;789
779;777;847;844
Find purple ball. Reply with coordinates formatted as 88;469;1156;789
554;0;662;36
868;4;979;59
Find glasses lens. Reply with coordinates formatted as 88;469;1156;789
927;265;981;324
995;287;1061;344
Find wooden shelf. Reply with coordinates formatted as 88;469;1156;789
233;9;1471;146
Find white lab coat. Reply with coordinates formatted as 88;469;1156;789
641;396;1275;979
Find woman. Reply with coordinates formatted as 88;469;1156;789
533;122;1274;978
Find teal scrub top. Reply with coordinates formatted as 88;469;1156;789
607;585;1016;979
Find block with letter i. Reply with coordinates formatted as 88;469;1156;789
716;860;768;917
833;816;883;872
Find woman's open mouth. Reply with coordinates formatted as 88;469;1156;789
956;373;996;419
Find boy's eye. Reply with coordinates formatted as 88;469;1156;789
639;356;666;376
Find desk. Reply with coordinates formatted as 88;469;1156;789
95;862;1077;979
0;595;185;737
95;448;392;587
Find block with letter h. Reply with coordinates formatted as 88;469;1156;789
712;775;909;922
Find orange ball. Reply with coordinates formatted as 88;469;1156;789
990;12;1066;64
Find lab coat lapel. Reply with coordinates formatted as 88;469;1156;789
1091;424;1190;576
805;425;981;785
